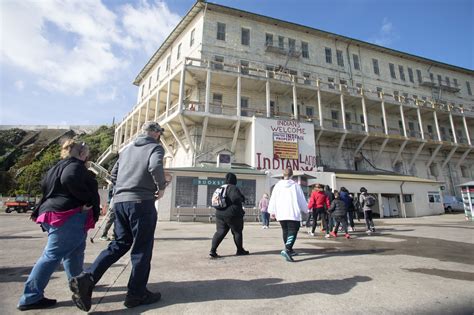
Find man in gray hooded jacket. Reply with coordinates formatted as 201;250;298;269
70;121;167;311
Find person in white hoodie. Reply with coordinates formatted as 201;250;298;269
268;168;308;262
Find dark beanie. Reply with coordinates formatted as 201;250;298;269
225;172;237;185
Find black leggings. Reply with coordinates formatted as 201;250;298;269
211;216;244;252
364;210;375;230
347;211;355;228
333;216;348;234
308;208;325;233
279;220;300;251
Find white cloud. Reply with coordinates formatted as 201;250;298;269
0;0;180;95
14;80;25;91
371;17;398;47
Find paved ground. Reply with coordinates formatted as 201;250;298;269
0;212;473;315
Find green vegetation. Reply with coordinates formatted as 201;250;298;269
0;126;115;196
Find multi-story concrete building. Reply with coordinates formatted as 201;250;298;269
100;1;474;220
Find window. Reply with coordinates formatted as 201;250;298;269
240;179;256;207
328;77;335;89
353;54;360;70
345;112;352;129
266;65;274;78
360;114;364;125
377;87;383;93
325;47;332;64
453;78;458;87
175;176;198;207
430;73;434;82
408;68;414;83
278;36;285;49
148;76;152;90
214;56;224;70
288;38;296;52
408;121;416;137
240;60;249;75
331;110;339;128
399;65;405;81
427;125;434;139
403;92;409;103
437;75;442;85
301;41;309;58
166;55;171;71
389;63;396;79
416;69;422;83
289;69;297;76
381;117;385;129
217;22;226;40
428;192;441;203
265;33;273;46
461;165;470;178
177;43;181;60
156;67;160;82
356;83;363;89
445;77;450;87
303;72;311;85
340;79;347;86
241;27;250;45
467;81;472;95
403;194;413;203
336;50;344;67
429;164;439;177
241;97;249;116
372;59;379;75
306;107;314;117
190;28;195;46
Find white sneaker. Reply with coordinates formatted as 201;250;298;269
366;230;372;235
324;234;330;239
310;232;315;236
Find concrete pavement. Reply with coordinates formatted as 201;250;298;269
0;213;473;314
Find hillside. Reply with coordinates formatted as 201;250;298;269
0;126;115;195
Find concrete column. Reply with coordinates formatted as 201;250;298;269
361;95;368;132
136;108;141;134
145;99;150;122
400;104;407;137
129;115;134;139
417;107;424;140
178;66;186;111
317;80;323;127
448;112;457;143
340;85;346;130
125;120;130;141
462;115;471;145
154;90;160;121
378;193;384;218
236;69;241;116
292;78;298;119
433;111;442;141
265;71;271;118
381;99;388;135
166;79;172;117
205;68;211;113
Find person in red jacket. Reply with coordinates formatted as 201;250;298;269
307;184;330;236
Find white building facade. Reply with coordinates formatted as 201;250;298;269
102;1;474;220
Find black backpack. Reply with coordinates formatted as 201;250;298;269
211;185;228;210
365;194;376;207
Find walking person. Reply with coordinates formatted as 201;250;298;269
339;187;355;232
307;184;330;236
268;168;308;262
69;121;168;311
259;193;270;229
327;191;351;239
17;140;99;311
359;187;376;234
100;185;115;241
210;172;249;258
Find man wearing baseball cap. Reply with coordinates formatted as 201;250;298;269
70;121;167;311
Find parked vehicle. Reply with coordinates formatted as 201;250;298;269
443;195;464;212
4;196;36;213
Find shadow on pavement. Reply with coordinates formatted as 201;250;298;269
88;275;372;314
404;268;474;282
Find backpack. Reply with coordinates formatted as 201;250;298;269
365;194;376;207
211;185;228;210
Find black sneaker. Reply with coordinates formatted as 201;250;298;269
235;249;250;256
209;251;221;258
17;297;57;311
69;272;94;312
124;290;161;308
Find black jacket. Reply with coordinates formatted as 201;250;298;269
215;184;245;218
34;157;100;219
328;199;347;217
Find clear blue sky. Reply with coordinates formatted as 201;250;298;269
1;0;472;125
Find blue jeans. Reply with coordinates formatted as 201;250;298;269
261;212;270;226
18;212;87;306
86;199;157;296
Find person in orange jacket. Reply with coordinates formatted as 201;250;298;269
307;184;330;236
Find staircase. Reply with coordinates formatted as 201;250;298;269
96;144;117;166
88;161;112;184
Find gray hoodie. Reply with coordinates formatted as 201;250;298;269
111;135;166;203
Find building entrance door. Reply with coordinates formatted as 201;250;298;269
382;194;401;217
